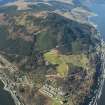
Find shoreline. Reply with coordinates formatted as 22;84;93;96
88;14;98;28
0;73;22;105
82;11;105;105
88;38;105;105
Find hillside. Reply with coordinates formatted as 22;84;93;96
0;5;101;105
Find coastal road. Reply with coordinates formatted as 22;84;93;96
97;40;105;105
0;54;23;105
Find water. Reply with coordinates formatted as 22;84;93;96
86;3;105;105
88;4;105;39
0;89;15;105
0;80;15;105
0;0;16;5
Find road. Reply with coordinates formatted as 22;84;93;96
90;39;105;105
0;54;23;105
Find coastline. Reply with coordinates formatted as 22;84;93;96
0;73;22;105
88;13;105;105
90;39;105;105
0;79;16;105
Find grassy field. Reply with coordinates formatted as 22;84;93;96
57;63;68;77
44;49;89;77
44;50;63;64
51;98;62;105
61;54;89;69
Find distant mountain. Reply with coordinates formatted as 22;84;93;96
0;0;75;14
